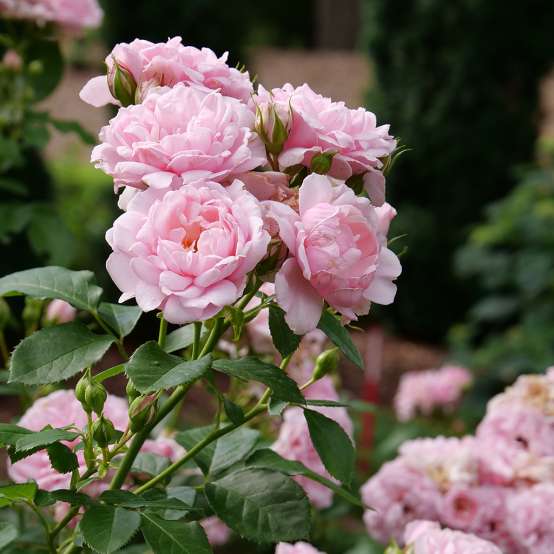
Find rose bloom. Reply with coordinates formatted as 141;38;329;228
0;0;102;30
361;459;442;544
476;403;554;485
91;84;266;193
275;543;326;554
272;377;352;509
106;180;270;324
80;37;253;107
404;520;503;554
506;484;554;554
394;365;472;421
254;83;396;205
44;299;77;325
267;173;401;333
7;390;182;491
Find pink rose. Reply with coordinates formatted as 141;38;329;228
404;520;503;554
267;173;401;333
0;0;102;30
275;542;326;554
106;180;270;324
394;365;472;421
44;299;77;325
237;171;293;202
80;37;253;107
91;84;266;192
254;83;396;205
361;459;442;544
506;484;554;554
200;516;231;546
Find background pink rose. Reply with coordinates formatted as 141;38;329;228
254;83;396;205
0;0;102;30
275;542;326;554
92;84;266;192
106;180;269;323
269;173;401;333
80;37;253;107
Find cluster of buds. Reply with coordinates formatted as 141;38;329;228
75;375;107;415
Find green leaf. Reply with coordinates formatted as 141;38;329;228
15;427;80;453
163;486;197;520
209;428;260;476
205;468;310;543
141;514;212;554
99;490;193;512
245;449;362;508
175;426;214;475
268;305;301;357
317;310;363;368
0;483;37;507
306;399;377;412
223;397;245;425
303;409;355;484
164;324;207;354
47;442;79;474
212;357;305;403
130;453;170;477
9;322;114;385
0;522;18;550
0;423;31;447
0;203;33;242
0;178;27;197
268;397;288;416
35;489;92;507
0;266;103;312
126;342;211;393
81;505;141;554
98;303;142;338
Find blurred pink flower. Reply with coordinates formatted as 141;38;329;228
267;173;401;333
275;542;326;554
44;299;77;325
80;37;253;107
361;459;442;544
394;365;472;421
106;181;269;324
200;516;231;546
506;484;554;554
254;83;396;205
0;0;102;30
92;84;266;192
404;520;503;554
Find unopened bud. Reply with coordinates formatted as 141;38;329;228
22;297;43;331
0;298;10;331
92;416;116;448
256;104;290;156
85;382;107;415
312;347;340;381
108;59;137;107
75;375;89;407
43;299;77;326
310;152;335;175
129;395;156;432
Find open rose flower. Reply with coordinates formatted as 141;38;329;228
0;0;102;30
91;84;266;193
254;83;396;205
80;37;253;107
106;180;270;323
267;173;401;334
404;520;503;554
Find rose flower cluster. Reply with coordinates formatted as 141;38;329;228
80;35;401;336
0;0;102;31
362;367;554;554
